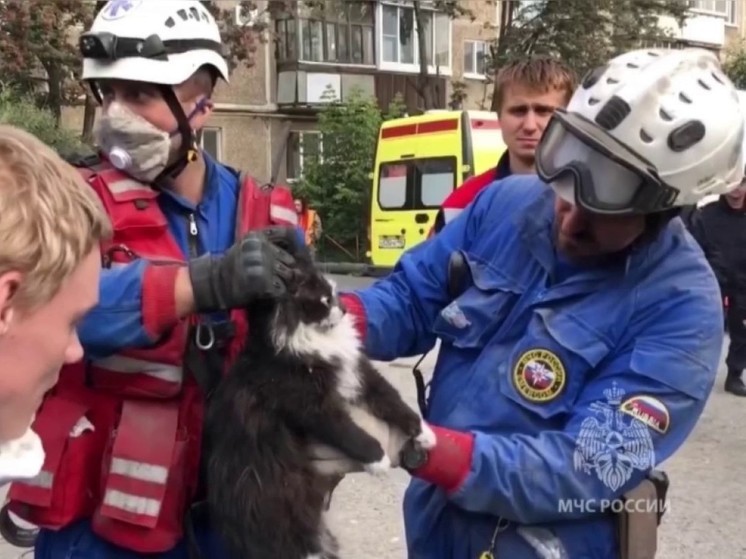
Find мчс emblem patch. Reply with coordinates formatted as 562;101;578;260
512;348;566;402
619;395;670;434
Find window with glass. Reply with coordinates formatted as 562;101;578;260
378;157;456;210
199;128;222;161
380;2;451;70
688;0;736;24
639;38;685;49
286;131;322;181
463;40;487;77
276;2;375;65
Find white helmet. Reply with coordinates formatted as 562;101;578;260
80;0;229;85
738;90;746;167
536;48;745;214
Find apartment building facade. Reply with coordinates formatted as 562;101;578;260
203;0;501;185
655;0;744;51
202;0;746;183
61;0;746;184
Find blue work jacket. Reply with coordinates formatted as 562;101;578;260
353;175;723;558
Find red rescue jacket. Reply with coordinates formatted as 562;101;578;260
7;157;297;553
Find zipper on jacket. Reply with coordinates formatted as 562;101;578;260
187;211;218;353
187;212;199;258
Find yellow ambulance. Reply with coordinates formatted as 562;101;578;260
367;110;506;269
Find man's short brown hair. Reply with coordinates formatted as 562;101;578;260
493;56;578;112
0;125;112;310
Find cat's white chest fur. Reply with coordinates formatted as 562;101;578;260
282;311;363;401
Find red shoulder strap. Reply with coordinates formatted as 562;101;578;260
442;167;498;210
75;158;157;204
432;166;499;235
74;159;175;262
236;174;298;237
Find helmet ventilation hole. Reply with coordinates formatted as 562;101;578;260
627;62;640;69
678;92;692;104
582;65;608;89
607;77;619;84
711;72;725;85
595;95;631;130
166;7;211;28
588;97;600;105
659;107;673;121
667;121;706;152
698;79;711;90
640;129;653;143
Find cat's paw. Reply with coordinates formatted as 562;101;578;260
364;454;391;476
415;420;437;450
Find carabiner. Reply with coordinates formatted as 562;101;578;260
195;322;215;351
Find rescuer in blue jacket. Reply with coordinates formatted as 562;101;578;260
324;48;744;558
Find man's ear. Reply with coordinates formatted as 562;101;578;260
0;271;22;335
198;97;214;114
190;98;214;132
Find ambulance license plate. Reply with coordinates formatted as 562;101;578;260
379;235;405;249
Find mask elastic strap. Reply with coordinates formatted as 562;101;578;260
155;86;206;182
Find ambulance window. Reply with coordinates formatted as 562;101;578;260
379;163;408;209
416;157;456;208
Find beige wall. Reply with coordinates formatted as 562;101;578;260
448;2;498;110
209;112;272;179
271;118;321;186
60;105;87;137
730;0;746;43
213;42;273;107
725;20;742;51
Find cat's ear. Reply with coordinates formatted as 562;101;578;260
324;275;338;294
284;269;305;295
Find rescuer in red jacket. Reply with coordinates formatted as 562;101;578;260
5;2;303;558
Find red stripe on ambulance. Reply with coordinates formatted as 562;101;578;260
380;119;459;139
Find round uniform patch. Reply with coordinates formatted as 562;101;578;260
513;348;566;402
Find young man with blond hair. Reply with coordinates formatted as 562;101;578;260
0;124;110;483
432;56;577;232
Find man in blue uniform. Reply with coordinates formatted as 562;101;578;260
327;48;741;558
689;177;746;396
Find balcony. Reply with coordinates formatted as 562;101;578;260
659;14;725;47
276;67;446;114
274;2;377;72
273;1;449;114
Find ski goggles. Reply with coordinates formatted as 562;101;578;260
536;109;680;215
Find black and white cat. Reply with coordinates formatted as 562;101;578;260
204;254;435;559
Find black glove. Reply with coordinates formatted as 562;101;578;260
188;226;300;312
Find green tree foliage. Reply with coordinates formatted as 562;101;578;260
0;89;89;156
723;40;746;90
294;87;385;262
383;92;408;121
0;0;264;135
0;0;96;125
491;0;691;109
